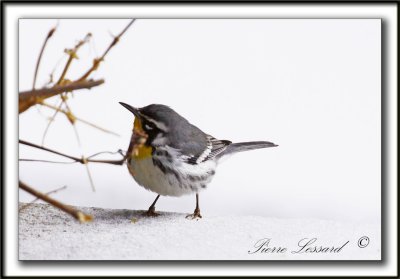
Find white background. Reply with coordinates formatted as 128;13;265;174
19;18;381;223
5;3;397;277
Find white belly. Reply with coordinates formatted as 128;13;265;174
127;154;217;197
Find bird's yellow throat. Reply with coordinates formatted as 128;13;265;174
132;117;152;160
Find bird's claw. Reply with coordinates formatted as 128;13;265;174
186;209;202;220
144;207;159;217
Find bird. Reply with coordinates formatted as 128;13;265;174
119;102;278;219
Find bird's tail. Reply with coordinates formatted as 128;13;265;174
217;141;278;159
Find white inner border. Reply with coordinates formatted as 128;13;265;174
5;3;398;277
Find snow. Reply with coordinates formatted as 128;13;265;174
19;203;380;260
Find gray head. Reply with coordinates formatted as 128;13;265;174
119;102;205;148
119;103;190;133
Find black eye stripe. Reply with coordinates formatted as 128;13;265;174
140;120;161;146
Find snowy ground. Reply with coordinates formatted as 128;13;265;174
19;203;380;260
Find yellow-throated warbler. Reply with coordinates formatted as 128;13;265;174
120;102;278;219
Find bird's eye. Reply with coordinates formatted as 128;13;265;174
144;124;153;131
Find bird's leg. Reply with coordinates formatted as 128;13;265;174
144;194;160;217
186;193;202;219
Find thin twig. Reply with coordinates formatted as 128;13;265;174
76;19;135;81
20;150;125;163
19;79;105;113
41;99;63;146
19;185;67;211
32;25;57;90
59;97;97;192
19;139;126;165
87;149;125;159
84;163;96;192
70;112;82;146
78;117;120;136
19;159;76;164
40;101;119;136
45;54;68;87
56;33;92;85
19;181;92;223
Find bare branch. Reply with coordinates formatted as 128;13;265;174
84;163;96;192
87;149;125;159
56;33;92;85
40;101;120;136
19;159;76;164
19;20;139;222
19;181;92;223
20;149;125;164
19;185;67;211
19;79;104;113
19;139;126;165
32;25;57;90
41;99;63;146
76;19;135;81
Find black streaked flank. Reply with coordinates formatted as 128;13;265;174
152;157;182;185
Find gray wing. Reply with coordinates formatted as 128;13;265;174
184;135;231;165
167;122;209;158
166;120;231;164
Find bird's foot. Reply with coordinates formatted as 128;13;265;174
186;208;202;220
143;206;160;217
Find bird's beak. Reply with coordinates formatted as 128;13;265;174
119;102;140;117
